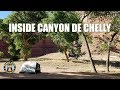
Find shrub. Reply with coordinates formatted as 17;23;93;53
0;51;4;58
100;42;109;51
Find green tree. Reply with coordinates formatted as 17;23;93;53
78;11;120;73
43;11;98;72
106;15;120;72
0;19;20;60
90;11;120;72
78;11;97;73
88;11;120;72
3;11;48;61
43;11;82;62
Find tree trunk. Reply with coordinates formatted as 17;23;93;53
79;11;97;72
64;47;69;62
106;32;118;72
83;32;97;73
22;32;28;61
24;53;28;61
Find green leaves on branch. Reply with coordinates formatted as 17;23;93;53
0;11;48;60
110;15;120;33
0;51;4;59
44;11;82;60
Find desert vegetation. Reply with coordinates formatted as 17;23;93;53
0;11;120;79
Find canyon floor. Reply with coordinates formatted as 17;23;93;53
0;52;120;79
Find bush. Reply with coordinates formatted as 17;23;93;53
100;42;109;51
8;44;20;61
0;51;4;58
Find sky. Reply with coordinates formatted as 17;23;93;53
0;11;12;19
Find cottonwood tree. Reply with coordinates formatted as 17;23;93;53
3;11;48;61
43;11;98;72
91;11;120;72
106;15;120;72
43;11;82;62
78;11;97;73
0;19;20;60
79;11;120;72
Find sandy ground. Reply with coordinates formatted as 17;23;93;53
0;52;120;79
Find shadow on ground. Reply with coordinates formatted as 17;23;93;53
0;72;120;79
73;59;120;67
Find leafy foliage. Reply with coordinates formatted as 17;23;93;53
110;15;120;33
0;51;4;58
0;19;20;60
1;11;48;60
43;11;82;60
100;42;109;51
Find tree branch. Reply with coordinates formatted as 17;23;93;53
110;31;118;42
26;33;35;42
81;11;92;22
